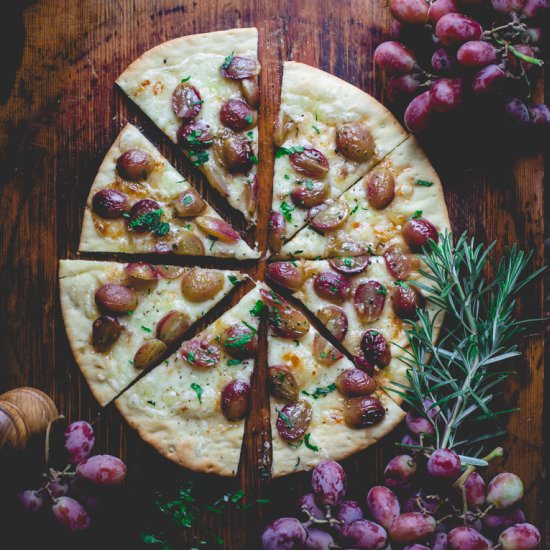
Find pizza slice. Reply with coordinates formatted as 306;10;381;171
116;28;260;222
259;286;405;477
278;135;450;259
79;124;258;259
59;259;246;406
115;284;263;476
269;61;408;252
266;256;442;402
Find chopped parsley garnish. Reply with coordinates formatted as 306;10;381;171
250;154;258;164
305;180;313;190
227;358;242;366
350;204;359;215
247;131;254;139
189;149;209;166
221;51;235;70
376;285;387;296
228;274;240;285
128;208;170;237
280;201;295;222
343;257;353;268
312;125;320;135
224;323;256;349
302;383;337;399
182;194;194;206
141;325;152;333
146;400;156;406
416;179;434;187
187;350;196;364
190;382;203;404
250;300;265;317
410;210;423;220
304;433;319;451
275;145;305;158
283;174;290;180
181;75;191;82
294;250;304;255
294;457;301;470
245;114;253;124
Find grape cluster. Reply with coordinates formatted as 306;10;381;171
374;0;549;133
17;420;127;533
261;452;541;549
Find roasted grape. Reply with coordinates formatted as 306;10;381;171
172;83;202;121
329;255;370;275
365;165;395;209
289;148;329;179
354;281;387;323
392;282;425;320
92;188;128;218
92;315;123;351
221;379;251;421
181;268;225;303
220;56;259;79
262;289;310;339
268;365;300;401
156;311;190;346
313;271;351;300
336;368;376;397
172;188;207;218
177;120;214;149
181;338;220;368
127;199;161;231
344;396;385;428
95;284;137;315
267;262;305;291
222;323;258;359
291;180;329;209
133;339;167;370
220;98;257;131
214;132;254;173
316;305;348;341
117;149;154;181
276;400;312;442
312;334;343;365
310;200;349;232
360;330;391;367
336;123;375;162
174;232;206;256
384;244;415;280
268;211;286;252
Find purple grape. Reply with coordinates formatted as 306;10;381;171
486;472;524;509
298;493;325;520
472;65;505;95
389;513;437;544
404;545;430;550
342;519;388;550
334;500;364;534
492;0;525;13
51;496;91;532
384;454;417;489
401;433;420;450
76;454;127;486
430;78;463;113
431;532;449;550
64;421;95;464
18;490;44;513
498;523;541;550
463;471;486;507
457;41;497;69
366;486;400;529
483;507;526;533
530;104;550;128
386;74;422;103
428;0;458;22
304;527;335;550
311;460;347;507
261;518;307;550
522;0;550;18
435;14;483;47
390;0;430;24
405;409;434;436
431;48;457;73
426;449;461;479
505;98;531;127
404;91;433;133
49;478;70;497
374;41;417;74
447;526;491;550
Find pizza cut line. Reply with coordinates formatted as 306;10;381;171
116;28;260;223
79;123;259;259
59;28;453;477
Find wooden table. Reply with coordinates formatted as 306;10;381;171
0;1;547;548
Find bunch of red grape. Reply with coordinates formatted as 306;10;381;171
374;0;549;133
261;452;541;549
17;420;127;533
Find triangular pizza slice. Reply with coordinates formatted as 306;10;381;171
269;61;408;252
59;259;246;406
266;256;443;402
278;135;450;259
79;124;258;259
115;284;263;476
259;286;405;477
116;28;260;222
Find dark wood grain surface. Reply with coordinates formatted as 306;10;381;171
0;1;547;548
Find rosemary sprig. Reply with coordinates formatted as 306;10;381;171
391;232;544;460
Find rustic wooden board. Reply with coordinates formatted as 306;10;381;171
0;1;546;548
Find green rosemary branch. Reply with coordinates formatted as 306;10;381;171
391;231;545;459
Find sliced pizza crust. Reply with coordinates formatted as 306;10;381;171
279;135;450;259
271;61;408;247
268;257;443;404
59;259;246;406
263;286;405;477
116;28;260;222
115;284;263;476
79;123;258;259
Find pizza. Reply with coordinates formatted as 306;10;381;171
58;30;453;478
116;28;260;222
259;286;405;477
277;135;450;259
59;259;246;406
266;256;442;403
115;284;263;476
79;123;259;259
268;61;408;252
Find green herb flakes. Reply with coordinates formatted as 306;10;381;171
275;145;305;158
190;383;203;404
221;51;235;70
302;383;337;399
228;274;239;286
304;433;319;451
280;201;295;222
416;179;433;187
